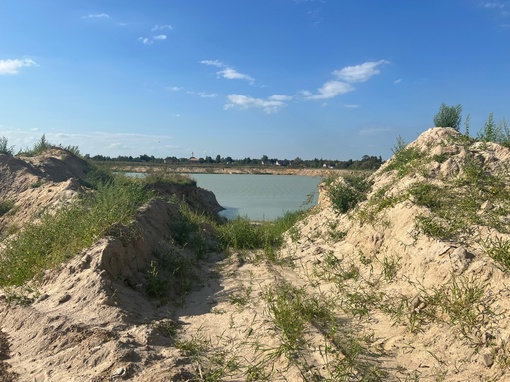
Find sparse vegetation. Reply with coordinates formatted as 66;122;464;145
0;173;157;287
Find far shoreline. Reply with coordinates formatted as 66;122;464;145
99;162;372;177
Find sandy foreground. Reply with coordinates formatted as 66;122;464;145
1;128;510;381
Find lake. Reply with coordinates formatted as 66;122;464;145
189;174;321;221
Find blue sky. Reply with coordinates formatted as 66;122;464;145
1;1;509;160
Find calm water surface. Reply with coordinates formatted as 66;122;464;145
189;174;321;221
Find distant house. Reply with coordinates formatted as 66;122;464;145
164;157;178;164
189;156;200;163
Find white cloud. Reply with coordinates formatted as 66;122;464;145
333;60;389;83
138;34;167;44
152;24;173;31
138;37;152;45
200;59;224;67
393;78;402;84
167;86;183;91
217;68;255;84
0;58;38;75
302;60;388;101
224;94;287;114
305;81;354;100
82;13;110;19
197;92;217;98
268;94;293;101
201;59;255;84
344;104;360;109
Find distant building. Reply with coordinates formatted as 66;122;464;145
164;157;178;164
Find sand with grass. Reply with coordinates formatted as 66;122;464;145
1;127;510;381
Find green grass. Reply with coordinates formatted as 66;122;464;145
0;176;152;287
381;145;425;178
215;209;308;262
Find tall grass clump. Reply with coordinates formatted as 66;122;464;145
0;175;153;287
0;136;15;155
216;210;308;261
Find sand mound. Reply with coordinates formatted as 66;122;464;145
2;129;510;381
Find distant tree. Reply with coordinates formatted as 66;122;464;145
215;154;221;163
433;103;462;131
261;154;269;163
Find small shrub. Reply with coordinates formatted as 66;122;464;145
408;183;444;211
327;174;372;214
433;103;462;131
0;200;14;217
0;136;14;155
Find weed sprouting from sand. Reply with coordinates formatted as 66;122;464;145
481;236;510;271
174;329;243;381
387;275;497;348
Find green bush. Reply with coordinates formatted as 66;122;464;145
0;200;14;217
327;174;372;214
433;103;462;131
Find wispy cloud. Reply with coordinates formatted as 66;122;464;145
0;58;38;75
167;86;217;98
201;60;255;84
393;78;402;84
304;81;355;100
152;24;173;31
482;2;505;8
200;60;223;67
224;94;288;113
138;34;167;44
481;2;510;23
82;13;110;19
344;104;360;109
333;60;389;83
303;60;389;100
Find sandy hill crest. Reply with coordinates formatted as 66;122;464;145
1;128;510;381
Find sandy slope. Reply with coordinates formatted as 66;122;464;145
2;129;510;381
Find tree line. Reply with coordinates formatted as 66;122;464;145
85;153;384;170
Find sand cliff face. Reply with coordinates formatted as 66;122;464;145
2;129;510;381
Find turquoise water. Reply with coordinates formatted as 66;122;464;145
189;174;321;221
